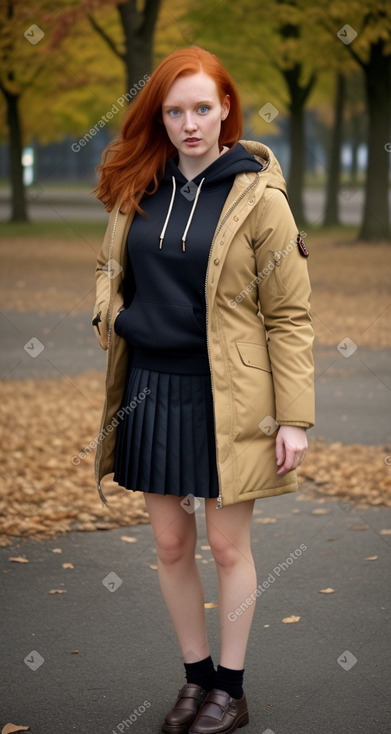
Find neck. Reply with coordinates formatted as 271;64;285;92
178;145;228;181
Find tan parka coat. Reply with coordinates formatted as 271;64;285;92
93;140;315;508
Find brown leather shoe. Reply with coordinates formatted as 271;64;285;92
188;689;249;733
162;683;207;734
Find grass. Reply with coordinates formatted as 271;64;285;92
0;218;358;241
0;219;107;239
0;179;95;191
0;222;390;348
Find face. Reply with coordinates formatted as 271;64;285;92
161;71;230;169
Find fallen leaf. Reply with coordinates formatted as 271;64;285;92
319;588;335;593
363;555;378;561
121;536;138;543
149;564;158;570
204;602;218;609
254;517;277;524
201;545;211;550
349;525;369;531
195;554;202;559
282;615;301;623
311;509;330;515
379;529;391;535
2;725;30;733
8;556;29;563
48;589;67;594
52;548;62;553
62;563;74;569
70;649;79;654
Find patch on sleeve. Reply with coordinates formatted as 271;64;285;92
297;233;309;257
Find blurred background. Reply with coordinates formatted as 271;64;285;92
1;0;390;236
0;0;390;542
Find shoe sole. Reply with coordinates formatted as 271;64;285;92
188;710;249;734
162;720;197;734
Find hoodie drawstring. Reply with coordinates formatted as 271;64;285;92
181;178;205;252
159;176;176;250
159;176;205;252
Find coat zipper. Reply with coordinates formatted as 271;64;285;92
204;174;260;509
95;206;120;504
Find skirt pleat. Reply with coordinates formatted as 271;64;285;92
113;366;219;499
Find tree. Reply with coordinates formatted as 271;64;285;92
320;1;391;240
276;1;317;223
179;0;334;225
0;0;164;222
0;1;57;221
85;0;163;92
323;72;345;226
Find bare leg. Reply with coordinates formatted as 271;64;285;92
205;498;256;670
144;494;209;663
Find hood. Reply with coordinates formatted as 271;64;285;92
238;139;288;197
159;140;287;251
163;141;264;189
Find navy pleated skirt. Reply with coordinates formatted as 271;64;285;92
113;357;219;499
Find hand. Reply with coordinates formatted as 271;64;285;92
275;425;308;476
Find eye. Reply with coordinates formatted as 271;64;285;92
168;109;181;117
198;105;210;114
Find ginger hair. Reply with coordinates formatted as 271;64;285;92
93;46;243;213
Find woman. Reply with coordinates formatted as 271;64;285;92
92;46;314;734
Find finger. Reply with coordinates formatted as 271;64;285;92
275;434;285;467
277;447;308;475
276;446;295;475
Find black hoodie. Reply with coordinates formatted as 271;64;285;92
114;142;263;373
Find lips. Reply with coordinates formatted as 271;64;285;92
184;137;201;142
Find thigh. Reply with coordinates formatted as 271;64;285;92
144;493;198;547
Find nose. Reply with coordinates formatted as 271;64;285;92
183;111;198;132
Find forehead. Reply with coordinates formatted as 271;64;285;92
163;71;219;105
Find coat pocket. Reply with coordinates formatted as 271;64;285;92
236;341;271;372
92;303;108;351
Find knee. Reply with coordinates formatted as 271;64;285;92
208;531;241;570
155;531;194;567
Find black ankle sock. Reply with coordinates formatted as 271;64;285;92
184;655;215;692
214;664;244;699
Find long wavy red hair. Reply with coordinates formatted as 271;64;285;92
93;46;243;213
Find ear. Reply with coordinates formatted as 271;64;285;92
221;94;230;121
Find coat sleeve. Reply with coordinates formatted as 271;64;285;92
253;188;315;428
92;207;118;351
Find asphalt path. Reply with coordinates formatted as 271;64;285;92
0;187;381;225
1;188;391;733
1;309;390;446
1;491;390;733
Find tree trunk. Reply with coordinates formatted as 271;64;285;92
323;73;345;226
118;0;162;91
287;91;306;224
282;63;315;226
359;44;391;241
3;89;28;222
350;138;359;185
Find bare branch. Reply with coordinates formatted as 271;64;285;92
87;12;124;61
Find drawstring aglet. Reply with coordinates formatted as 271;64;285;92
182;239;186;252
159;238;163;250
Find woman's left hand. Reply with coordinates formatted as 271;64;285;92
275;425;308;476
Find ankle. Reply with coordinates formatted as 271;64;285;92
184;655;215;692
214;664;244;699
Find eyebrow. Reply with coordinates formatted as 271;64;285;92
162;99;214;110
